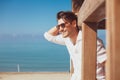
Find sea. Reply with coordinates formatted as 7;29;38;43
0;34;70;72
0;30;106;72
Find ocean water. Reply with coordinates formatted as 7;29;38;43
0;30;106;72
0;34;70;72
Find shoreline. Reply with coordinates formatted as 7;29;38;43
0;72;70;80
0;71;69;74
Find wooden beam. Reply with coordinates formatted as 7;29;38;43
97;19;106;29
78;0;105;28
106;0;120;80
82;22;97;80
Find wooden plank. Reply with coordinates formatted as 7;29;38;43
106;0;120;80
97;19;106;29
78;0;105;27
82;22;97;80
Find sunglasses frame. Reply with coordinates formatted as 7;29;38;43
56;22;69;29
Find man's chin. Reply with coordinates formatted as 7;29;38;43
62;34;68;38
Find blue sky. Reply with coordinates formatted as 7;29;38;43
0;0;71;35
0;0;106;44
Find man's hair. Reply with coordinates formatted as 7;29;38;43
57;11;79;30
57;11;77;24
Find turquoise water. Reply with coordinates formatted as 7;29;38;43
0;35;70;72
0;30;106;72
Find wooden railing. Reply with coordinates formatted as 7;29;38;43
71;0;120;80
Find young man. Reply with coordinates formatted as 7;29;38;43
44;11;106;80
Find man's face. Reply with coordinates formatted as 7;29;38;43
58;18;73;38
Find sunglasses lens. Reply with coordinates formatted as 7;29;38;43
61;24;65;28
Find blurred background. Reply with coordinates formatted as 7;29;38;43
0;0;106;72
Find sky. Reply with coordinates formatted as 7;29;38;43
0;0;71;35
0;0;106;44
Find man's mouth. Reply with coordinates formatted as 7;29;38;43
62;31;66;34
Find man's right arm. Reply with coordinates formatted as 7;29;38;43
47;26;59;36
44;26;65;45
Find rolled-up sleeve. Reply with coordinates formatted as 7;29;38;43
44;32;65;45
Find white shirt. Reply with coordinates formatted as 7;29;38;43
44;31;107;80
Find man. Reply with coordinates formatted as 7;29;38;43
44;11;106;80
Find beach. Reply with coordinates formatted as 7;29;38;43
0;72;70;80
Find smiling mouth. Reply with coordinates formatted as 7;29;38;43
62;31;66;34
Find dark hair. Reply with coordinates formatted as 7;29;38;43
57;11;77;23
57;11;64;20
57;11;79;30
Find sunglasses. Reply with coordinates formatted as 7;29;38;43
57;22;68;29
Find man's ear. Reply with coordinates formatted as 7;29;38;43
72;20;77;27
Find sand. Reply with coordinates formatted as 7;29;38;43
0;72;70;80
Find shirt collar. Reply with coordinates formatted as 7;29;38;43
76;30;82;42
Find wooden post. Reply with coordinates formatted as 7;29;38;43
82;22;97;80
106;0;120;80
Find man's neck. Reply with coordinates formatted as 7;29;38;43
69;30;79;45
